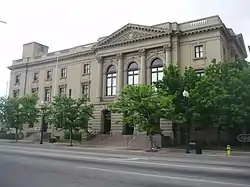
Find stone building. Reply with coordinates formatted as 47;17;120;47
8;15;247;144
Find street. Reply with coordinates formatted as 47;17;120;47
0;144;250;187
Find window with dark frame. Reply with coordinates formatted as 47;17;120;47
31;88;38;95
59;86;66;95
81;83;89;98
106;65;116;96
194;45;204;58
127;62;139;85
60;68;67;78
46;70;52;80
15;75;20;84
195;69;205;77
44;87;51;102
13;90;19;97
151;58;163;84
223;47;226;61
33;72;39;82
83;64;90;74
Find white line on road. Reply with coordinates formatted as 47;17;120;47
0;148;248;173
77;165;250;187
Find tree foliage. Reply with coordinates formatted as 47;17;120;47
190;60;250;141
0;94;38;142
155;65;200;125
108;84;174;149
47;95;94;146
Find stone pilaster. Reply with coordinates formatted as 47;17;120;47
163;44;172;67
96;56;103;102
116;53;123;95
139;49;146;84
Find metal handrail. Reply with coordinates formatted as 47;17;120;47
127;132;137;147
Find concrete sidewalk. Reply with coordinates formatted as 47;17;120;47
0;139;249;157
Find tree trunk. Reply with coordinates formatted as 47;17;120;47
15;128;18;142
69;128;73;146
149;134;153;150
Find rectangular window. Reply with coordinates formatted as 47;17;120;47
81;83;89;98
31;88;38;94
194;45;204;58
83;64;90;74
59;86;66;95
106;74;116;96
44;87;51;102
46;70;52;80
13;90;19;97
223;47;226;61
195;69;205;77
33;72;39;82
15;75;20;84
128;70;139;85
60;68;67;78
31;88;38;96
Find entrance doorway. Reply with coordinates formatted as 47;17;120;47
102;109;111;134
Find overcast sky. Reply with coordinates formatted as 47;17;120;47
0;0;249;96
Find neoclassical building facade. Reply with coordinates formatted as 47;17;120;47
8;15;247;138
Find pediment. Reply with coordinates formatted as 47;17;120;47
95;24;169;48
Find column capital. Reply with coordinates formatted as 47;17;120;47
116;53;123;60
163;44;171;52
96;56;103;63
138;49;146;57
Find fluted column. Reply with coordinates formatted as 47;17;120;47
139;49;146;84
163;44;172;67
96;56;103;102
116;53;123;95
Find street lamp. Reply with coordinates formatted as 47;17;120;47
40;101;47;144
182;90;190;154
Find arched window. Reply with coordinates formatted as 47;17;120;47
151;58;163;83
127;62;139;85
106;65;117;96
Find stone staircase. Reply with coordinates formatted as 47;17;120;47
84;133;131;147
25;131;51;142
83;131;162;150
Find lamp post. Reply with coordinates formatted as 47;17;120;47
182;90;190;154
40;101;48;144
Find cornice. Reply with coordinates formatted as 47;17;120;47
95;24;168;48
181;25;223;36
8;50;95;70
95;33;168;49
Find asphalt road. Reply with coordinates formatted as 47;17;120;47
0;145;250;187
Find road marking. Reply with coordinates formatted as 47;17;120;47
77;165;250;187
0;148;248;173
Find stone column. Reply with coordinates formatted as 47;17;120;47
139;49;146;84
116;53;123;95
96;56;103;102
163;44;172;67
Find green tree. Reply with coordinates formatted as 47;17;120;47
0;96;9;132
155;65;201;145
190;59;250;145
48;95;94;146
108;85;174;150
0;95;38;142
